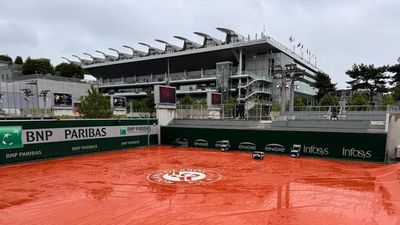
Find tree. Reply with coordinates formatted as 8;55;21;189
14;56;23;65
319;93;339;106
132;89;155;113
197;98;207;105
293;96;307;111
313;72;336;101
388;63;400;86
386;59;400;102
178;94;196;105
0;55;12;64
347;92;369;106
224;97;236;105
392;86;400;101
380;95;396;106
271;101;280;112
22;57;55;75
78;85;112;118
346;63;389;105
55;62;84;79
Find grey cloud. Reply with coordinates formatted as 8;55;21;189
0;0;399;88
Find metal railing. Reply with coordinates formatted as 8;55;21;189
175;104;271;120
174;104;400;121
285;105;400;121
0;108;53;119
127;111;156;118
99;69;219;86
2;104;398;121
4;73;93;84
98;68;274;87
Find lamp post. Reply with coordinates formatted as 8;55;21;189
273;65;287;116
21;88;33;117
288;71;304;113
273;64;304;117
39;90;50;118
0;93;3;116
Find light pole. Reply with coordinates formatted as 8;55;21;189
273;65;287;116
39;90;50;118
21;88;33;117
273;64;304;117
0;93;3;116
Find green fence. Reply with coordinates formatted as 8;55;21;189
0;119;158;165
161;127;387;162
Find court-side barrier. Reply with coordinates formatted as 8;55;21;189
0;119;158;165
161;126;387;162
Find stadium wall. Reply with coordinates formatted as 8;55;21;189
0;119;158;165
161;127;387;162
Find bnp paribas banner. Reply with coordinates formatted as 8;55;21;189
1;125;157;149
0;126;23;150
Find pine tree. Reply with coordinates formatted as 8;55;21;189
313;72;336;102
346;64;388;105
14;56;23;65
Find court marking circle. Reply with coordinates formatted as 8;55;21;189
147;168;221;185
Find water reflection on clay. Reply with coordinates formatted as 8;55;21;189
0;146;399;225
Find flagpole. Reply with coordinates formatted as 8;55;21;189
293;37;295;53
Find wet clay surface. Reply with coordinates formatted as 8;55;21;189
0;146;399;225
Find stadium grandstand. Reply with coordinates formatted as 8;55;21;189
72;27;324;108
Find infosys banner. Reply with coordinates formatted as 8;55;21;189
161;127;387;162
0;119;158;165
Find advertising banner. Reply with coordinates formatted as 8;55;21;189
54;93;72;107
23;125;157;145
112;97;126;108
207;92;222;108
154;85;176;105
161;127;387;162
0;126;23;150
0;120;158;165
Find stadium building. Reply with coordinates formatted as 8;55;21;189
78;28;324;107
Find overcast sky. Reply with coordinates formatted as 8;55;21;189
1;0;399;88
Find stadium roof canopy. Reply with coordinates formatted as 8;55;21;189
173;36;202;50
80;28;324;78
155;39;182;52
138;42;164;55
216;27;246;44
194;32;223;46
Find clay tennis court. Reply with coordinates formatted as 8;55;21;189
0;146;399;225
